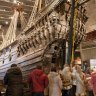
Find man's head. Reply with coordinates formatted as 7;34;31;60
11;64;17;68
64;64;69;68
36;65;43;70
51;66;57;72
71;61;75;67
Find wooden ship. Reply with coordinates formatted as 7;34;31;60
0;0;88;80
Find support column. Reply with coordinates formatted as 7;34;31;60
67;0;75;65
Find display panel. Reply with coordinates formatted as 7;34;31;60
90;59;96;70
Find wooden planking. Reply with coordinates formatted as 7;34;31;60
0;58;42;79
0;55;41;74
0;48;43;69
0;48;44;80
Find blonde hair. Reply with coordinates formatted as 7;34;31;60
64;64;69;68
76;65;84;80
63;66;72;80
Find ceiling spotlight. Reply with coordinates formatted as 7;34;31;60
3;9;6;11
5;21;9;25
9;16;13;19
13;0;17;4
17;2;20;5
10;16;13;19
67;0;71;2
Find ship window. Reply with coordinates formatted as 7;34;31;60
2;58;4;64
9;54;12;61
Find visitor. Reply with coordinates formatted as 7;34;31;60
85;68;93;96
91;69;96;96
72;63;77;96
61;65;72;96
75;65;86;96
4;64;23;96
28;65;48;96
48;66;62;96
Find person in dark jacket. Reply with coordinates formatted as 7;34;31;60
4;64;23;96
28;65;48;96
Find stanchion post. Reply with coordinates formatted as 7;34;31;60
67;0;75;65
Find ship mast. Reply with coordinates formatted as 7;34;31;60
0;3;26;50
24;0;47;32
6;10;19;46
19;4;27;31
24;0;43;32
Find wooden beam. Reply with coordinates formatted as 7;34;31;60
76;0;91;7
38;0;42;11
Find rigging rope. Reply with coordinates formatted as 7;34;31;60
20;12;27;30
24;0;39;31
5;10;19;46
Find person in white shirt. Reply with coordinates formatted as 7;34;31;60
72;65;77;96
75;65;86;96
48;67;62;96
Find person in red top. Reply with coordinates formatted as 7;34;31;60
91;69;96;96
28;65;48;96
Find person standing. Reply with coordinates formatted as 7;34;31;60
85;68;93;96
72;65;77;96
61;65;72;96
91;69;96;96
4;64;23;96
75;65;86;96
48;67;62;96
28;65;48;96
